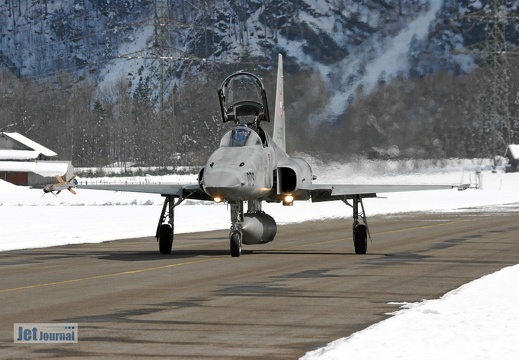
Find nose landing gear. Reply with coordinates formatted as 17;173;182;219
229;202;244;257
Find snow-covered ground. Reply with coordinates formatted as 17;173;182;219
1;159;519;359
302;263;519;360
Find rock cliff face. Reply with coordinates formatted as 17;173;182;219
1;1;518;165
1;1;518;115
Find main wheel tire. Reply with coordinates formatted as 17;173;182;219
230;231;242;257
354;224;367;255
159;224;173;254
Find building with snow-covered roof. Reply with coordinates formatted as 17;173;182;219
0;132;73;186
504;144;519;173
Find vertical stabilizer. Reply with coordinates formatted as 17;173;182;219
273;54;286;152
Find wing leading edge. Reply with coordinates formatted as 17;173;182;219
80;183;213;201
80;182;466;202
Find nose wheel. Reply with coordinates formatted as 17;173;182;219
229;202;244;257
230;229;242;257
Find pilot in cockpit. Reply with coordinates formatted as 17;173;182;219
231;127;250;147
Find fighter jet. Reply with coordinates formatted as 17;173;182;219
43;175;78;196
81;55;466;257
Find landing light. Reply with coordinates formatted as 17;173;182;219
213;197;222;204
284;195;294;203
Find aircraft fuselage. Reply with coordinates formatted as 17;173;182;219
201;126;286;202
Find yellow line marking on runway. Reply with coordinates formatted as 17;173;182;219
0;258;216;294
1;219;473;293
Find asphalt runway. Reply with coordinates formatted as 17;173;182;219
2;208;519;359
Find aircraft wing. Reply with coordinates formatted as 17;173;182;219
305;183;468;202
79;183;213;201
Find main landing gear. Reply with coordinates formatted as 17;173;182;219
156;195;183;254
343;194;371;255
156;195;369;256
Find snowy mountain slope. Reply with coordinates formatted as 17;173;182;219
1;1;518;119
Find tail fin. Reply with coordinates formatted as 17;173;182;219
273;54;286;152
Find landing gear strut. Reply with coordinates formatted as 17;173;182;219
343;194;371;254
156;195;183;254
229;201;244;257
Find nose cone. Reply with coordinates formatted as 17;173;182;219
201;146;268;201
203;168;244;200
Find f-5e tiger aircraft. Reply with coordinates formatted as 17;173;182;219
81;54;466;257
42;175;78;196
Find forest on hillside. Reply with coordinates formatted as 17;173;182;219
1;1;518;169
1;55;518;168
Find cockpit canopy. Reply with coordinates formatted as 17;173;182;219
218;72;270;124
220;127;263;148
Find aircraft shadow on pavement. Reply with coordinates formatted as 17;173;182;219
97;249;387;261
250;249;358;256
249;249;383;256
97;249;234;261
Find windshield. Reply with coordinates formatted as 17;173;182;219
220;128;263;148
